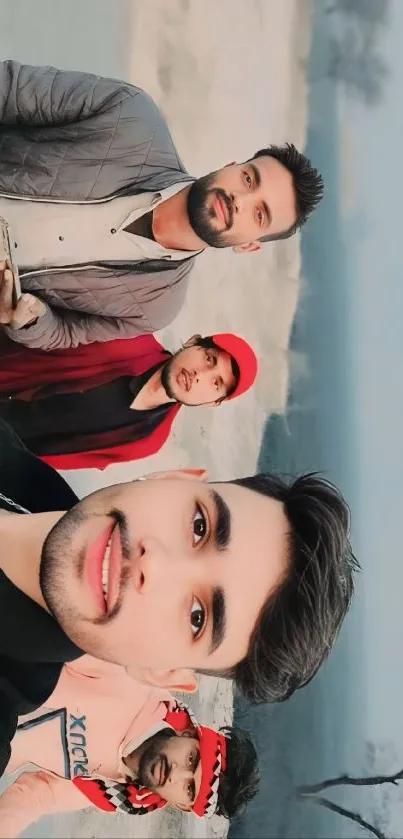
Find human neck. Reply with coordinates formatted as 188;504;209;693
0;510;64;610
130;364;175;411
152;185;206;252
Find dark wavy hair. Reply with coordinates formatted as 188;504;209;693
252;143;324;241
216;726;260;819
202;472;359;704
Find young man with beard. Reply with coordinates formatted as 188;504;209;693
0;60;323;350
0;418;358;780
0;657;259;836
0;331;257;469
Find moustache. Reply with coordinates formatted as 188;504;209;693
210;187;234;229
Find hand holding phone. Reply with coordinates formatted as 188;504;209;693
0;265;46;330
0;216;21;307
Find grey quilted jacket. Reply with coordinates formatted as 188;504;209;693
0;60;196;349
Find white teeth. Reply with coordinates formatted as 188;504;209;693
102;539;111;599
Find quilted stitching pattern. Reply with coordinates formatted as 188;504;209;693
0;61;196;346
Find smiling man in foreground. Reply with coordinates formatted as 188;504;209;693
0;417;358;778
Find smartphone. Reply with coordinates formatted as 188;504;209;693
0;216;21;307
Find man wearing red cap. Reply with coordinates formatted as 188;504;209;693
0;330;258;470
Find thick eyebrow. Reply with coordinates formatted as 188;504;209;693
207;491;230;654
188;778;196;803
193;749;201;774
188;749;200;803
210;489;231;551
209;586;226;655
249;162;272;226
250;162;261;188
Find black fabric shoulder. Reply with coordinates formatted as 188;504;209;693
0;419;78;512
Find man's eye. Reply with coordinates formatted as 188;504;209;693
245;172;252;187
193;504;207;545
190;597;205;638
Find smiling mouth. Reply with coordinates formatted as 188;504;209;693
86;518;123;618
102;522;124;616
101;538;112;604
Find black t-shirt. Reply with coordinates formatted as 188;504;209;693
0;364;173;456
0;418;82;778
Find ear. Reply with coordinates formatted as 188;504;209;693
143;468;208;482
182;334;202;348
233;241;262;254
125;667;199;694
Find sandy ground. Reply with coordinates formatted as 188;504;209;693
1;1;311;837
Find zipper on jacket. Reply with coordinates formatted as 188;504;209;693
0;193;118;280
0;191;116;205
1;186;195;278
20;263;111;280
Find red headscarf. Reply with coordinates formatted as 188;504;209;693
73;700;227;818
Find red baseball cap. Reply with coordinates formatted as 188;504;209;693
212;333;258;400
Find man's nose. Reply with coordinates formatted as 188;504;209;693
169;762;192;782
134;537;170;594
195;369;217;393
193;365;207;381
134;538;191;594
232;192;245;214
189;366;203;384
